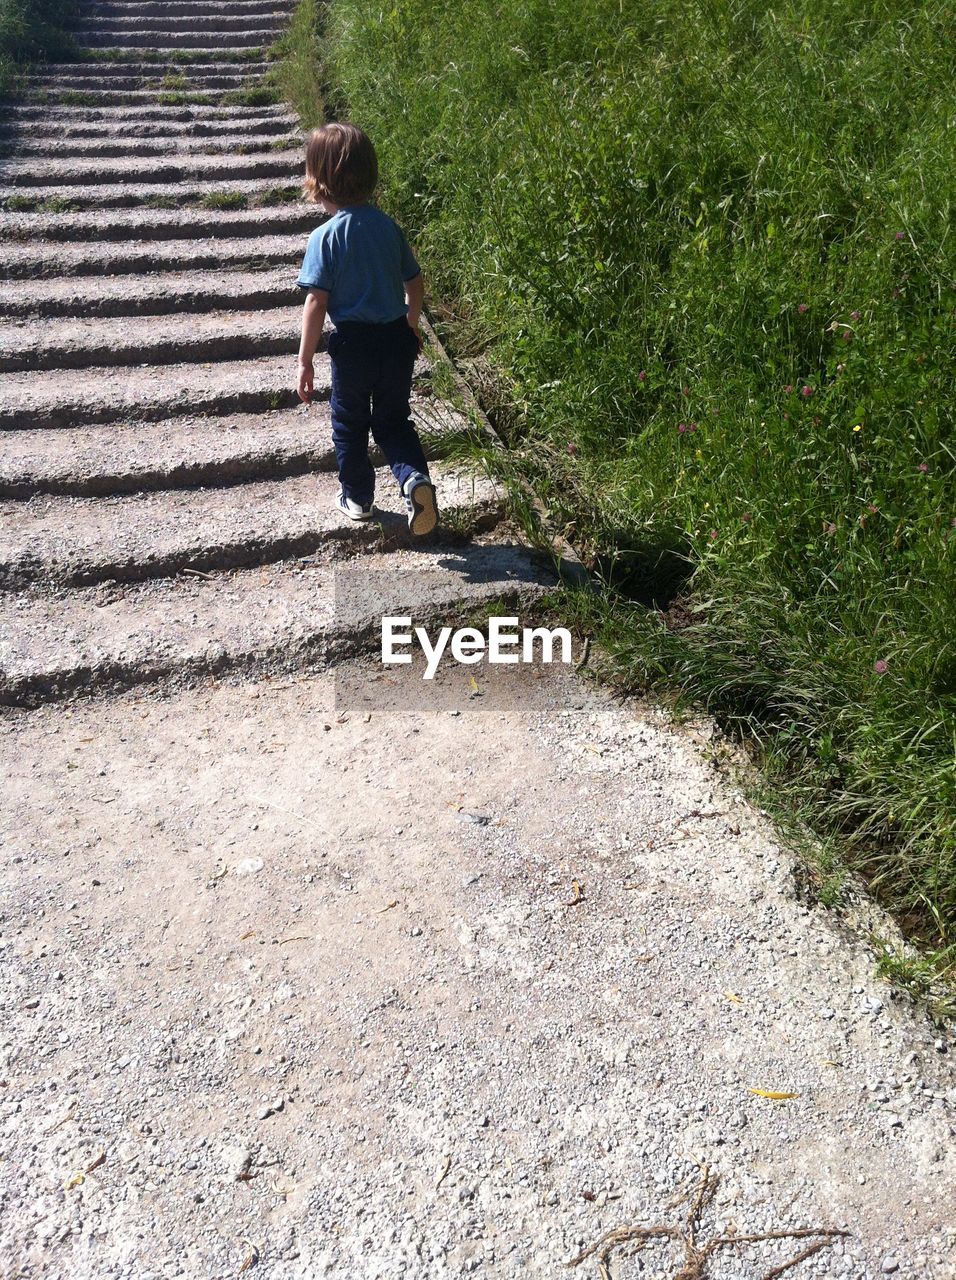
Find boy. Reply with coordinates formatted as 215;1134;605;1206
296;122;439;535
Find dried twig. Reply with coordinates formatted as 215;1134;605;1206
567;1169;849;1279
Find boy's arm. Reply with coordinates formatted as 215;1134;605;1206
298;288;328;403
405;273;424;352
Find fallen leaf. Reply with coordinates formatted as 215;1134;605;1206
724;992;743;1004
468;676;479;692
747;1087;801;1100
85;1151;106;1173
277;935;311;945
64;1173;85;1189
239;930;256;941
436;1155;452;1188
566;880;585;906
376;900;400;914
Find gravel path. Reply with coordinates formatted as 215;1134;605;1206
2;663;954;1278
1;3;954;1278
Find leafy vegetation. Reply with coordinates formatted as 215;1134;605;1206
291;0;956;949
0;0;76;93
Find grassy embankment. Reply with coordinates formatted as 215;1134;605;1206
0;0;77;94
281;0;956;986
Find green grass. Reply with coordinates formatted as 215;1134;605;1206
200;191;248;210
222;85;281;109
158;91;215;106
3;193;77;212
266;0;322;128
255;184;300;206
56;88;99;104
292;0;956;949
0;0;76;93
72;47;265;64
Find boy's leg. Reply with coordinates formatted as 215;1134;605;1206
369;320;430;494
328;328;376;506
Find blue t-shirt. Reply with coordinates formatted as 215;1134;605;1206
297;204;421;324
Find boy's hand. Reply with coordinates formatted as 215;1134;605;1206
408;322;424;355
297;360;314;403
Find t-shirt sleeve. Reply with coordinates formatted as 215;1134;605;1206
398;228;421;282
297;226;335;292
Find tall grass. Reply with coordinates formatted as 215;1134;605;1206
296;0;956;943
0;0;77;93
266;0;323;128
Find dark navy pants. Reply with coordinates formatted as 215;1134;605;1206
326;317;430;506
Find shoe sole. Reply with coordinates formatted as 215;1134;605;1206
407;481;438;535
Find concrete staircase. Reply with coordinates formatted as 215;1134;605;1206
0;1;557;708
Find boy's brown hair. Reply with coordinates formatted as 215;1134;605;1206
303;122;378;207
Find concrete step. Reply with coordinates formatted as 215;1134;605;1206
1;174;302;212
0;465;503;590
0;351;319;430
17;87;280;107
20;72;263;91
79;30;279;49
80;11;288;30
4;101;296;124
0;539;548;706
88;1;294;15
1;229;306;279
0;265;298;318
8;59;272;79
0;113;296;145
0;398;466;497
3;148;301;189
0;306;302;372
0;130;300;160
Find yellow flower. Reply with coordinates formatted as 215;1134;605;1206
853;424;863;433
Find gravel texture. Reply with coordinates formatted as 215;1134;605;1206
0;306;304;372
0;398;464;498
0;233;304;280
0;542;553;703
11;59;274;77
2;149;301;187
5;10;953;1277
0;266;300;320
1;662;954;1277
17;72;262;91
0;173;303;213
0;351;320;429
78;30;280;48
80;10;289;31
0;203;315;246
0;463;497;587
1;133;301;161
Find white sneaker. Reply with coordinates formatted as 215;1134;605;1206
402;472;438;535
335;491;375;521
